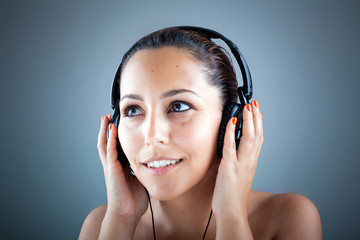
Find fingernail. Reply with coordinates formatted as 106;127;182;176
246;104;252;112
101;115;105;121
254;100;259;108
260;112;263;120
232;117;237;126
109;124;113;130
107;114;111;119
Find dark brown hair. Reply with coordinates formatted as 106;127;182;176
115;27;238;108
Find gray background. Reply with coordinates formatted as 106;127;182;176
1;0;359;239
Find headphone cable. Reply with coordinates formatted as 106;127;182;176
202;209;213;240
146;190;157;240
146;190;213;240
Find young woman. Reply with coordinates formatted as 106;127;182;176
79;27;322;239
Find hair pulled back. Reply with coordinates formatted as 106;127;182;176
115;27;238;108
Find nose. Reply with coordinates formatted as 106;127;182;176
144;112;170;147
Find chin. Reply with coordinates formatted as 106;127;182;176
145;182;184;201
136;157;219;201
150;192;176;202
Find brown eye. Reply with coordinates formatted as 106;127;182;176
124;106;142;117
169;101;191;113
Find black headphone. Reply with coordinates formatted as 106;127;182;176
108;26;253;167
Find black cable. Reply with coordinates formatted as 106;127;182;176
147;189;213;240
146;190;157;240
202;209;213;240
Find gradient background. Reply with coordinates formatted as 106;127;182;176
1;0;359;239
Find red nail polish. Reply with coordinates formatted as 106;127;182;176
109;124;113;130
254;100;259;108
232;117;237;125
101;115;105;121
246;104;252;112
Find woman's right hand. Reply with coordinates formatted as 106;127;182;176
97;115;149;225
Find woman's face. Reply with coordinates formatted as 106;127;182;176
118;47;222;200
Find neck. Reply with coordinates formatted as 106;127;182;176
150;160;219;238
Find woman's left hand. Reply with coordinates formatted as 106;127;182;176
212;100;263;219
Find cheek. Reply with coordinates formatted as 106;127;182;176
118;124;141;164
118;111;221;165
173;114;220;159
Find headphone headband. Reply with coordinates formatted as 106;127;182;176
111;26;252;109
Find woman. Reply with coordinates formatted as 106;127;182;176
79;27;322;239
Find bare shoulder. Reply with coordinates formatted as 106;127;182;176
270;192;323;239
249;191;322;240
79;204;107;240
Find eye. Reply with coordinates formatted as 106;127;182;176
123;105;143;117
168;101;192;113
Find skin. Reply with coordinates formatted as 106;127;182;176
79;47;323;239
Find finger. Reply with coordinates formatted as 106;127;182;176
236;104;256;161
222;117;238;162
107;123;121;167
251;100;264;154
97;115;110;167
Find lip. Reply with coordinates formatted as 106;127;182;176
143;156;180;164
143;158;183;176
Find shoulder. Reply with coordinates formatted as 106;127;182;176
270;193;323;239
249;191;322;240
79;204;107;240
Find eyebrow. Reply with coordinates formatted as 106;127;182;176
120;89;200;103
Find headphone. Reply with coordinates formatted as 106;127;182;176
107;26;253;167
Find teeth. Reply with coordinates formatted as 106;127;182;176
147;159;181;168
154;161;160;168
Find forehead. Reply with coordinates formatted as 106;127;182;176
120;47;213;96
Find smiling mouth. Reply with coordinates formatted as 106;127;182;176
145;159;183;168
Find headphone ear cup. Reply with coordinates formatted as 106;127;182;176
218;103;244;158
